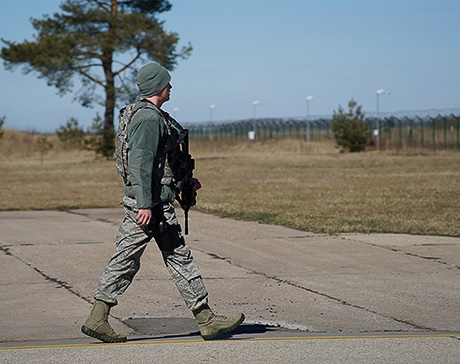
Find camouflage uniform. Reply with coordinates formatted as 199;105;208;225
83;64;243;343
94;196;208;312
91;92;209;312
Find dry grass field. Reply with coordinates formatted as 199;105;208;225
1;130;459;236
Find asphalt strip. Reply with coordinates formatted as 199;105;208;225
2;331;460;352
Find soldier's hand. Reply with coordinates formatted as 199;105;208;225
136;208;152;226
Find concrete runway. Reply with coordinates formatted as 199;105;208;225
1;208;459;363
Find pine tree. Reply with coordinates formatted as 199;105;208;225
331;99;371;152
1;0;191;157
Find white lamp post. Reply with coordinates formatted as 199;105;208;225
209;104;216;122
172;107;180;118
305;96;314;142
250;100;260;141
376;89;390;118
375;89;390;149
252;100;260;120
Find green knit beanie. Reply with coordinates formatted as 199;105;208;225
136;63;171;98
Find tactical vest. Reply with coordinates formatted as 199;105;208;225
115;100;188;189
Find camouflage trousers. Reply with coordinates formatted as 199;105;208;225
94;196;208;312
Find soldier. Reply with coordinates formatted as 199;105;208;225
81;63;244;342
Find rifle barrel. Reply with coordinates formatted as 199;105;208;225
184;209;189;235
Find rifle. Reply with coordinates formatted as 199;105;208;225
176;129;196;235
162;111;197;235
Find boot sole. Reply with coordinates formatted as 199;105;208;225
201;313;245;341
81;325;127;343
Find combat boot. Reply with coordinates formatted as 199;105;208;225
193;305;244;340
81;300;127;343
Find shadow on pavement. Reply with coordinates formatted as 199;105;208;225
123;317;279;341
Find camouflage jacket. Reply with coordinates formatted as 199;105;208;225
122;101;176;209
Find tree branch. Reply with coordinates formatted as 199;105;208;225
73;67;105;87
74;62;102;69
113;50;141;76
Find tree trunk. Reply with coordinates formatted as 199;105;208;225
104;62;115;133
101;60;115;158
100;0;118;158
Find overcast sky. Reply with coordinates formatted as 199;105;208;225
1;0;459;132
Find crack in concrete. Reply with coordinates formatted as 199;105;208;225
0;244;127;326
66;210;120;226
193;247;434;332
342;236;460;270
1;244;93;304
0;243;141;327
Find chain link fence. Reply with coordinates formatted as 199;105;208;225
185;114;460;151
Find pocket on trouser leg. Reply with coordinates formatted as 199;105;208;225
151;203;185;252
153;221;185;252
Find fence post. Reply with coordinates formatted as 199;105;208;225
457;115;460;150
404;117;413;148
410;117;413;148
420;117;424;149
316;121;321;141
443;115;447;150
416;116;424;149
321;120;329;140
296;121;301;139
384;117;391;148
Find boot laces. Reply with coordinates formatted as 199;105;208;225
213;314;229;321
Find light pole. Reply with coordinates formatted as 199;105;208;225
251;100;260;141
207;104;216;141
172;107;180;119
209;104;216;122
375;89;390;149
376;89;390;118
305;95;314;142
252;100;260;123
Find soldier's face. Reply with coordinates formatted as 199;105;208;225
159;83;172;104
